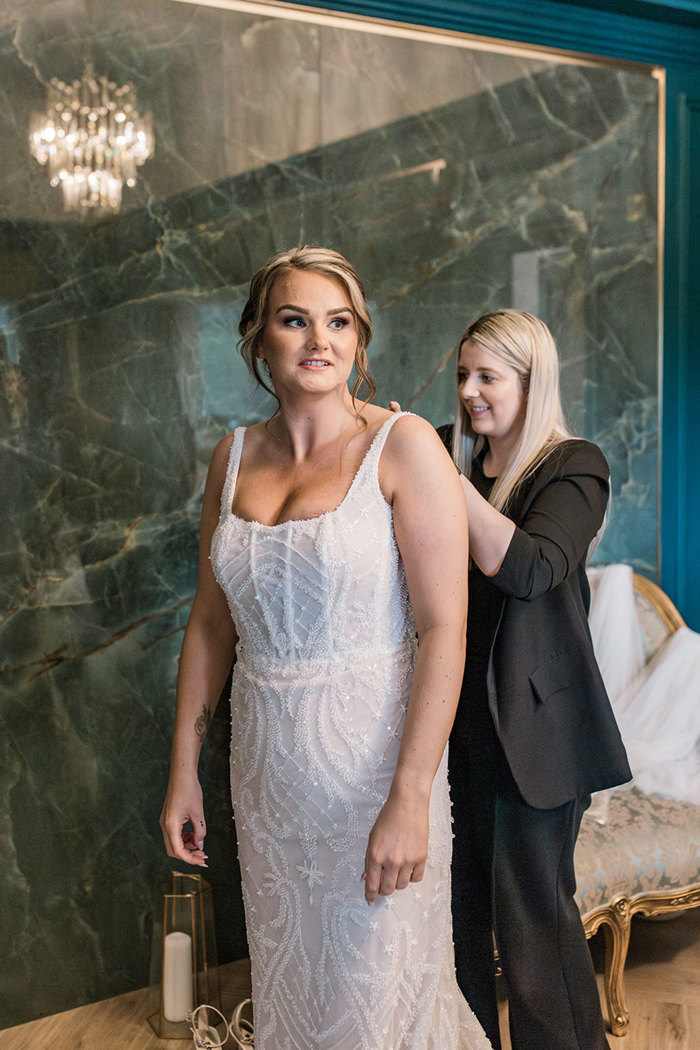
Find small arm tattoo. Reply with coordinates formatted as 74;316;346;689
194;705;212;740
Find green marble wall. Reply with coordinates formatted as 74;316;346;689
0;0;658;1027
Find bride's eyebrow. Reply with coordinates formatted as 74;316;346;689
275;304;353;316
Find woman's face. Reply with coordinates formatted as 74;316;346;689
256;269;358;397
457;338;527;445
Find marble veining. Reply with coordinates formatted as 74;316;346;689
0;0;658;1027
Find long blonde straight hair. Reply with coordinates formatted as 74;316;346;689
451;309;571;512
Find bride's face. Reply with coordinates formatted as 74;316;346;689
256;269;359;397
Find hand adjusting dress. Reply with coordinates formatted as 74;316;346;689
210;413;490;1050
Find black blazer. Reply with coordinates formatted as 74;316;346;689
444;429;632;809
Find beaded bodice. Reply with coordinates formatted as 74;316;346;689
210;415;415;671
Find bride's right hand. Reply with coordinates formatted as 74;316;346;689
160;776;208;868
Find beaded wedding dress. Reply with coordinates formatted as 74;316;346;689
210;414;491;1050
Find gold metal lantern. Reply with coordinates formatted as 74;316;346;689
149;871;221;1040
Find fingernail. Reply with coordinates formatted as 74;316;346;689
196;839;204;850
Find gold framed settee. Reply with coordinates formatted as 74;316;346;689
574;573;700;1037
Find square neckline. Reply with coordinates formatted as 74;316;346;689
228;414;401;530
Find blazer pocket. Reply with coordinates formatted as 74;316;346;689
528;656;574;705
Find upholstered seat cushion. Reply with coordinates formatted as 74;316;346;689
575;786;700;916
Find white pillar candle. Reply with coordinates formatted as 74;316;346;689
162;930;194;1022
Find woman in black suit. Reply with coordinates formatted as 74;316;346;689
438;310;631;1050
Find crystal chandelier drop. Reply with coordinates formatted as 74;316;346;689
29;65;154;215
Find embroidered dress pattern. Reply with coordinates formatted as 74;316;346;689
210;414;491;1050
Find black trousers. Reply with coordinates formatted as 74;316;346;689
449;690;609;1050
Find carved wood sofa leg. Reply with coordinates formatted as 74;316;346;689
601;897;632;1037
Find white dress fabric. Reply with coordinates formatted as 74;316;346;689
210;414;490;1050
587;564;646;703
586;564;700;816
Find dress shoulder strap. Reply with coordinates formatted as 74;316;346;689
362;411;412;469
353;411;414;497
219;427;246;516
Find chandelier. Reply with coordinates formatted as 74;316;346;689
29;65;154;215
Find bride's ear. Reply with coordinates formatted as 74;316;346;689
248;323;265;360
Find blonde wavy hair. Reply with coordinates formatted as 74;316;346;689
451;309;571;512
238;245;376;411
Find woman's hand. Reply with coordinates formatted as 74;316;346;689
158;435;238;873
160;775;208;868
388;400;402;413
363;785;429;904
363;414;467;906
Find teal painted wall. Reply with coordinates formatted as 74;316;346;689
663;66;700;628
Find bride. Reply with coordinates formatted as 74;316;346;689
160;245;491;1050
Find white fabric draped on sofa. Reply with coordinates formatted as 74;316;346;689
588;563;700;809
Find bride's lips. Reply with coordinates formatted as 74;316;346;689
299;359;332;368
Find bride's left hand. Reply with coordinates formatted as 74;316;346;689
363;786;429;904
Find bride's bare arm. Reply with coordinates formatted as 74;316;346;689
363;415;468;904
160;436;238;867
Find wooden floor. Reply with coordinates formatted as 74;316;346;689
2;910;699;1050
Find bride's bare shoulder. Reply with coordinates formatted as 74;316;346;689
380;413;456;493
358;403;392;431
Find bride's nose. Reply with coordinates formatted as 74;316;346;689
306;321;330;350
